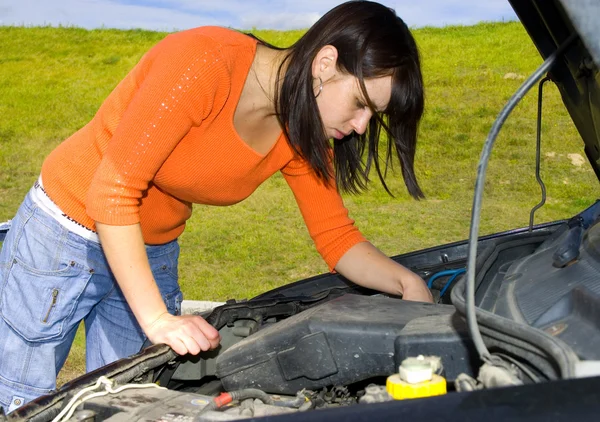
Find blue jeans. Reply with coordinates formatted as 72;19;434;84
0;190;183;413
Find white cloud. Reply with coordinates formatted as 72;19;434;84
385;0;517;27
0;0;517;31
241;12;321;31
0;0;221;31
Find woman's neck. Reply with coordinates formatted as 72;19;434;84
249;44;288;117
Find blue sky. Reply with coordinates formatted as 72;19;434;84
0;0;517;31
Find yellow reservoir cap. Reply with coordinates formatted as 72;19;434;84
386;374;447;400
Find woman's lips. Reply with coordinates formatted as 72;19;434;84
333;129;346;139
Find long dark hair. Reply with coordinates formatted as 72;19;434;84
273;0;425;198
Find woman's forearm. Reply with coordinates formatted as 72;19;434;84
95;222;168;329
335;241;433;302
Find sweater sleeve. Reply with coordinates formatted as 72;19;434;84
86;32;230;226
281;157;366;271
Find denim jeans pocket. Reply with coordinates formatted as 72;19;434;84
148;240;182;316
0;209;92;342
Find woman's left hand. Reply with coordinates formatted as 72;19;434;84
398;275;433;302
335;242;433;303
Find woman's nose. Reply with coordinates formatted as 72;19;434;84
350;108;372;135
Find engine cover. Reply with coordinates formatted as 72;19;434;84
215;295;477;394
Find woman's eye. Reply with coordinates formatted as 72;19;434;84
355;100;366;109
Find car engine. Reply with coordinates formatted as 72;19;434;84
28;205;597;422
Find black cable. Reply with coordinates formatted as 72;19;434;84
272;395;307;409
465;33;577;363
529;77;551;232
229;388;274;405
197;388;275;416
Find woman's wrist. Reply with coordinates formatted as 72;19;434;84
137;307;171;332
398;271;433;302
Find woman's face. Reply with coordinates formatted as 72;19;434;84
315;73;392;140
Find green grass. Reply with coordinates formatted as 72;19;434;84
0;22;597;383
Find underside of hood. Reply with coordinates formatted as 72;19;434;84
509;0;600;181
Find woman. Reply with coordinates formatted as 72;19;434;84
0;0;432;412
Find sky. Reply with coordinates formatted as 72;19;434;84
0;0;518;32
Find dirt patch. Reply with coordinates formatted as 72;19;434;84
504;72;525;80
567;153;585;167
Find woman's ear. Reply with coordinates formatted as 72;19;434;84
311;45;339;81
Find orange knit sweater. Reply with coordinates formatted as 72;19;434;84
41;26;365;270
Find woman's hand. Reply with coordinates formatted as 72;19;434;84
143;313;221;355
335;242;433;303
396;273;434;303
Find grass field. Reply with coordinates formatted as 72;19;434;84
0;22;597;383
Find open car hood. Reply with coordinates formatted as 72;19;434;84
508;0;600;181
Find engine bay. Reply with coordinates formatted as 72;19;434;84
30;206;598;422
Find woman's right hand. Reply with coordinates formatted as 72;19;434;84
143;312;221;355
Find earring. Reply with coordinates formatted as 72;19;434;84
315;77;323;98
